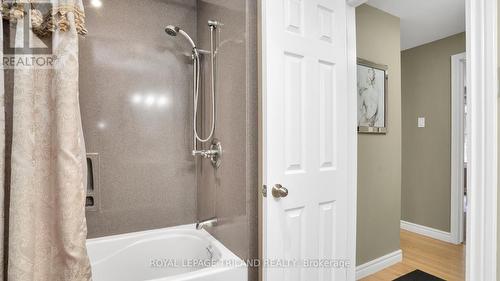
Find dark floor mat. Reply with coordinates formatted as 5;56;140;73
393;270;446;281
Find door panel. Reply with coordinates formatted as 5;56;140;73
262;0;350;280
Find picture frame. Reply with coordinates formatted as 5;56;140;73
357;58;388;134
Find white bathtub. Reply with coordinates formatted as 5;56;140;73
86;224;248;281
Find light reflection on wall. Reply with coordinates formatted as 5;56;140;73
90;0;103;8
130;93;170;109
97;121;106;130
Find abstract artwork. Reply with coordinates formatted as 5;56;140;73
357;59;388;134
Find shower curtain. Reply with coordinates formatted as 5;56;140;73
0;0;91;280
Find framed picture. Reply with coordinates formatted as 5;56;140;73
357;58;388;134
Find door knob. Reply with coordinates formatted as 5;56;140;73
272;184;288;198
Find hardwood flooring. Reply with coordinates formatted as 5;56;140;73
361;229;465;281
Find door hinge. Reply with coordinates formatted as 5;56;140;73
262;185;267;197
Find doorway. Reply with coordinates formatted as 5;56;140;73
258;0;497;280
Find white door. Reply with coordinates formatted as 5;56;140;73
261;0;352;280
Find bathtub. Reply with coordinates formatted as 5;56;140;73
86;224;248;281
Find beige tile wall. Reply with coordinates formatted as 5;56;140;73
80;0;198;237
196;0;258;280
80;2;258;281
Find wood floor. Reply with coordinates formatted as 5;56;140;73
361;229;465;281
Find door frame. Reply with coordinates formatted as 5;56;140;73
466;0;497;279
346;2;358;280
451;52;466;245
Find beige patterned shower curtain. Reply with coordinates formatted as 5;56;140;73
0;0;91;280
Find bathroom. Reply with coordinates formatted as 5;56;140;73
0;0;498;280
1;0;257;280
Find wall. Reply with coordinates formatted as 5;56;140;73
401;33;466;232
80;0;198;237
356;4;402;265
196;1;258;281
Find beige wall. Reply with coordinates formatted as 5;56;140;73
356;4;402;265
196;1;258;280
81;0;198;237
401;33;466;232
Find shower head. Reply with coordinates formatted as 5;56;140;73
164;25;197;50
165;25;179;37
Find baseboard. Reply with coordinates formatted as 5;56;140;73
400;220;454;243
355;249;403;280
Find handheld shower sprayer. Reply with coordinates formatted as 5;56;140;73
164;25;199;59
164;21;222;168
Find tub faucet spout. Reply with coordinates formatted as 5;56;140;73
196;217;218;230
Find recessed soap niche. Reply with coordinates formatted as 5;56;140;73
86;153;100;212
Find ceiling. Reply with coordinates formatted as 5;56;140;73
366;0;465;50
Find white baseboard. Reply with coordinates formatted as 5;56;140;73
400;220;454;243
355;249;403;280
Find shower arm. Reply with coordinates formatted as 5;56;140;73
196;49;211;55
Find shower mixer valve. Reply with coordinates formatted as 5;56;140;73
192;149;219;158
192;139;222;168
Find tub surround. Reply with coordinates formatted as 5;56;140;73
80;1;258;280
196;2;258;281
80;0;198;237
